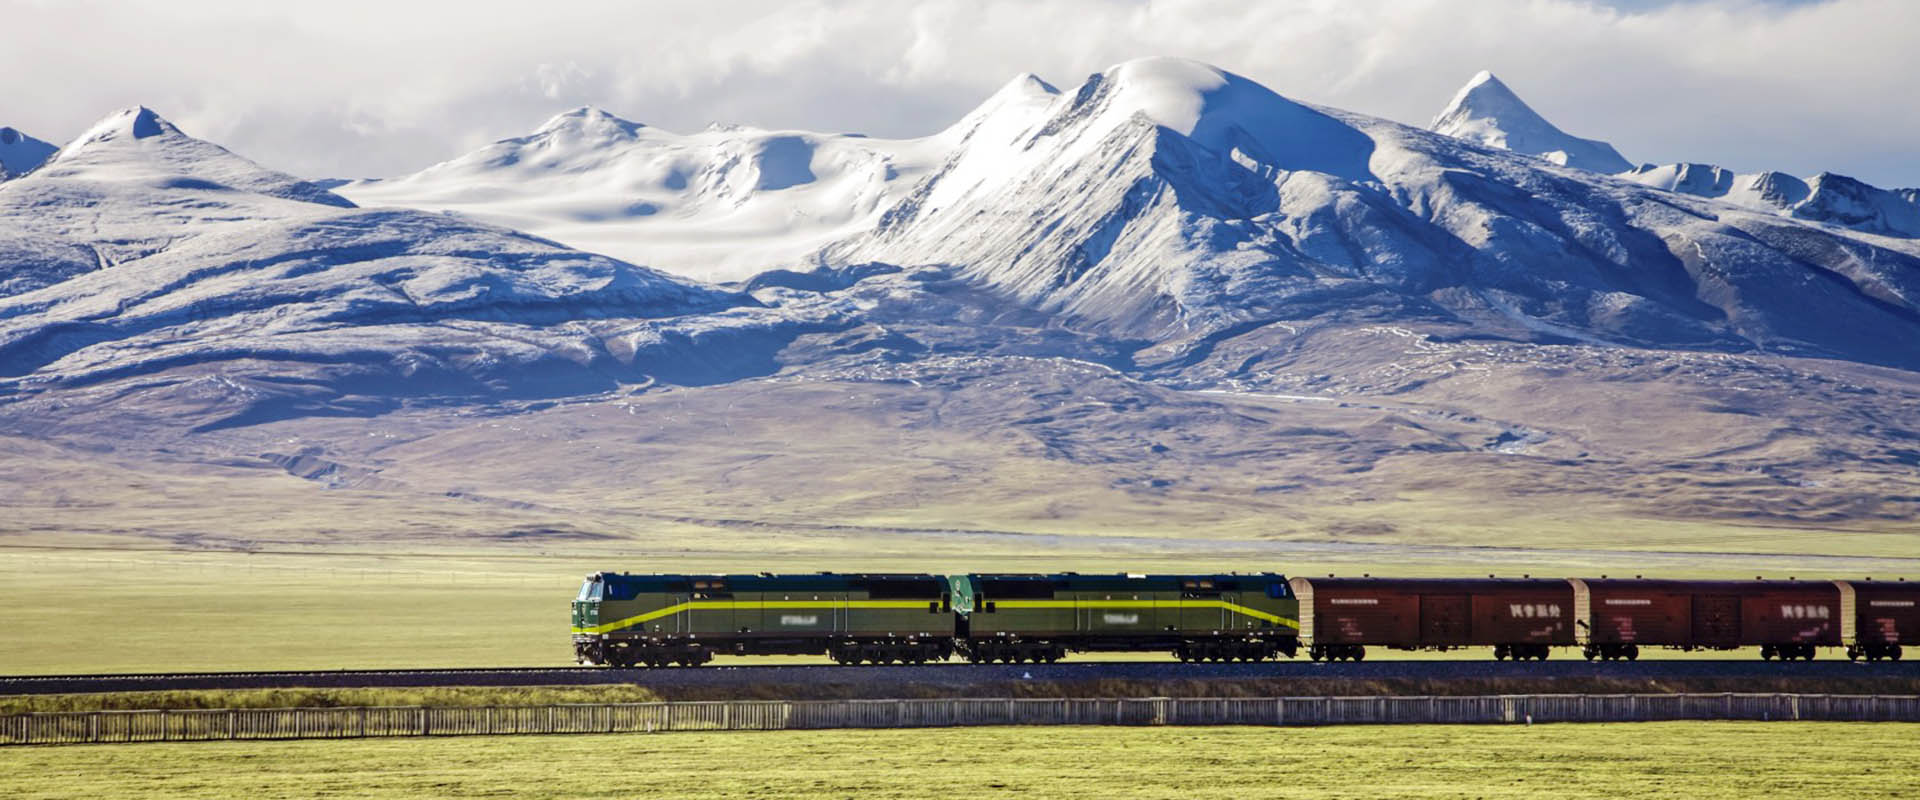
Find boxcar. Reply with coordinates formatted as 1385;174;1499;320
1287;577;1575;661
1839;579;1917;661
960;573;1299;663
1571;579;1843;661
571;572;956;667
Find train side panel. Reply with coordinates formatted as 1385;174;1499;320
1289;577;1572;649
966;573;1297;660
1574;579;1842;655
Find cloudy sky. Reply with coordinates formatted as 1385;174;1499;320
4;0;1914;185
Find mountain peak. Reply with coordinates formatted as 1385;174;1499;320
534;106;646;139
1063;57;1375;182
0;125;58;177
53;106;183;164
1431;71;1631;174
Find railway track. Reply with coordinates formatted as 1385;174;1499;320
4;660;1918;696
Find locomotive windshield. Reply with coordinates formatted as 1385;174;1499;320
576;578;605;602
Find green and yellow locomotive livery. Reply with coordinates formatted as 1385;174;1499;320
963;573;1299;663
571;571;1299;667
572;572;957;667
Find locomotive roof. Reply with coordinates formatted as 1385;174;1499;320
594;572;946;592
972;573;1286;591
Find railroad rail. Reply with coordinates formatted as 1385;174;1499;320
4;660;1919;696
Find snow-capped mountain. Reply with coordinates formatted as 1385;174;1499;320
0;125;56;178
338;105;949;282
5;59;1920;547
338;74;1067;283
7;60;1920;400
1620;163;1920;238
0;107;785;423
339;58;1920;372
1429;71;1632;174
828;59;1920;369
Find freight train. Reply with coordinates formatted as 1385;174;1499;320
570;572;1915;667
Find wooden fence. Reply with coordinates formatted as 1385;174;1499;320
4;694;1916;747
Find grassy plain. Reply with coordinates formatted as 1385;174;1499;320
8;545;1908;675
2;722;1915;799
0;686;661;715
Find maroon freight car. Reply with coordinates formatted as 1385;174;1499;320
1840;580;1917;661
1571;579;1843;661
1287;577;1575;662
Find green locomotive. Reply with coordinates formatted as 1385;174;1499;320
963;573;1299;662
571;571;1300;666
572;572;957;667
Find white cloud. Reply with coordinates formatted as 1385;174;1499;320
1;0;1913;185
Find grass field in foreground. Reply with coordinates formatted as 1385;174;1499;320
2;722;1916;799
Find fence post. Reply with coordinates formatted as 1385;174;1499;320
161;710;170;742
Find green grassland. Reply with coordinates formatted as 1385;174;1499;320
8;546;1907;675
2;722;1915;799
0;687;662;716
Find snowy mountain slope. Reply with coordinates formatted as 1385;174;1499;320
336;59;1919;372
823;58;1920;370
1620;163;1920;238
0;107;809;427
0;125;56;178
1428;71;1632;174
0;107;363;295
336;88;1025;282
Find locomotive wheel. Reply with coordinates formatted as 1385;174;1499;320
1894;645;1905;661
1624;645;1638;661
